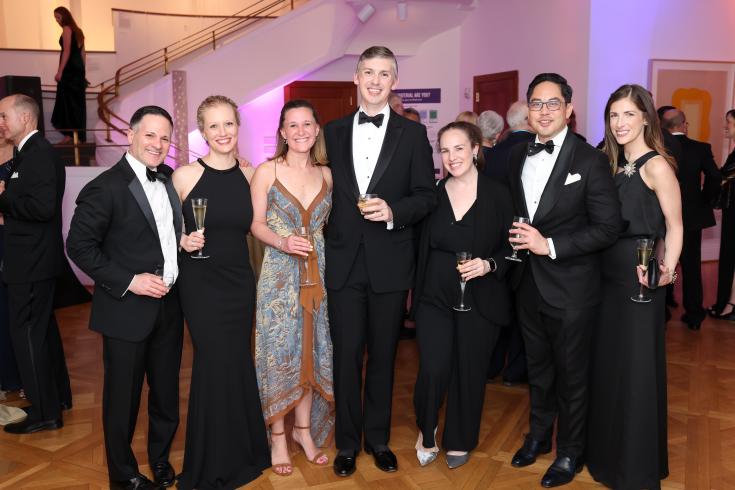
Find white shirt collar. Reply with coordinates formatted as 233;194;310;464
671;132;685;136
534;125;568;149
125;152;155;184
17;130;39;151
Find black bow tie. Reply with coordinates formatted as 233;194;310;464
146;167;167;183
358;112;384;128
527;141;555;156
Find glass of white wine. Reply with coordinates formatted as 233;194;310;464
191;198;209;259
631;238;654;303
505;216;530;262
453;251;472;312
154;264;175;289
357;193;378;215
296;226;317;287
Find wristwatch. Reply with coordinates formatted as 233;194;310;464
486;257;497;273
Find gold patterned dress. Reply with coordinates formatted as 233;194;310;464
254;171;334;446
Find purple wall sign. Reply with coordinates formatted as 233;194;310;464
394;88;441;104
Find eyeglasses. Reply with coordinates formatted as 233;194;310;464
528;99;563;111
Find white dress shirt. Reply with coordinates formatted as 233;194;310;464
126;153;179;286
17;130;39;151
521;126;568;259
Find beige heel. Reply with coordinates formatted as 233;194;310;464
292;425;329;466
270;431;293;476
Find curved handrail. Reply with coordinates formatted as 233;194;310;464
97;0;294;141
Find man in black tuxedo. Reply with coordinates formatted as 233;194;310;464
67;106;183;490
507;74;622;488
662;109;721;330
324;46;436;477
0;94;71;434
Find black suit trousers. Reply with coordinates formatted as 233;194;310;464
716;206;735;308
681;228;705;322
7;279;69;421
102;288;183;481
328;245;407;452
517;268;594;458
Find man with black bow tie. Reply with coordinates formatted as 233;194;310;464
323;46;436;477
67;106;183;490
506;74;622;487
0;94;71;434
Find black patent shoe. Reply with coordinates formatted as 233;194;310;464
540;455;583;488
4;417;63;434
151;461;175;487
365;446;398;472
333;451;357;477
109;474;160;490
511;434;551;467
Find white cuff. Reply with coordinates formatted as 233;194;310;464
123;275;136;297
547;238;556;260
386;220;394;230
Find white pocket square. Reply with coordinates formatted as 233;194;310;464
10;172;18;179
564;173;581;185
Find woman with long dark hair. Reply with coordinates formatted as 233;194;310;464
52;6;87;143
587;84;682;489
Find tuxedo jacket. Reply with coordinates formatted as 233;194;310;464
0;132;65;284
483;130;535;186
323;109;436;293
67;156;182;342
413;173;514;325
674;134;721;230
507;131;623;309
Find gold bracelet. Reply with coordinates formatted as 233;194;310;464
670;270;678;284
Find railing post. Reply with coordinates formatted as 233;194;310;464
212;31;216;50
291;0;294;10
72;130;80;166
164;47;169;75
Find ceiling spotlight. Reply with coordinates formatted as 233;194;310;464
397;1;407;21
357;3;376;23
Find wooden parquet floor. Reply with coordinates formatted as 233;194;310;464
0;262;734;489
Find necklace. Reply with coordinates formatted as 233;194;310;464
622;160;637;177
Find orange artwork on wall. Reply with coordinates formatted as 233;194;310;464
671;88;712;141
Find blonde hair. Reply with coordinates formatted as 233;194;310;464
455;111;478;125
196;95;240;132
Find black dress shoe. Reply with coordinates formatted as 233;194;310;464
333;451;357;477
151;461;175;487
109;474;159;490
4;417;63;434
540;455;583;488
365;446;398;472
60;401;73;411
511;435;551;467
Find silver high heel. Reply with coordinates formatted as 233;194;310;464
445;451;469;469
415;428;439;466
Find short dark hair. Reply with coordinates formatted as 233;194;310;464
656;105;676;121
436;121;485;171
726;109;735;121
403;107;420;119
526;73;572;103
130;105;173;129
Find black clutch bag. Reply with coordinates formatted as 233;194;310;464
647;238;665;289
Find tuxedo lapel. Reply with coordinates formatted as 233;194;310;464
121;160;160;243
367;110;403;194
163;178;182;243
337;116;360;200
532;132;575;225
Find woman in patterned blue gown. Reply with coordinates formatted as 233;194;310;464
251;99;334;477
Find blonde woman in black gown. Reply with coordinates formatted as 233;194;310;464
587;84;682;490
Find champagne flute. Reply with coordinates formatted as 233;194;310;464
296;225;317;287
631;238;654;303
453;251;472;312
153;265;174;289
358;193;378;215
191;198;209;259
505;216;530;262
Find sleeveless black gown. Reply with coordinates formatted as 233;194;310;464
177;160;270;489
51;34;86;142
587;151;669;489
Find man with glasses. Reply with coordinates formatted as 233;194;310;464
505;73;622;487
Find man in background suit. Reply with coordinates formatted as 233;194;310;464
67;106;182;490
507;73;622;488
662;109;721;330
324;46;436;477
0;94;71;434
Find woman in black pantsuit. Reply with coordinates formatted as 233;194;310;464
412;122;514;469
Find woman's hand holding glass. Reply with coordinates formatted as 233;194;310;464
457;257;490;281
180;229;205;253
636;261;675;288
279;234;312;257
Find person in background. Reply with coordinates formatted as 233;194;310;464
566;110;586;141
477;110;504;155
456;111;478;125
389;92;404;116
482;100;535;187
404;107;421;123
51;6;87;144
412;121;513;470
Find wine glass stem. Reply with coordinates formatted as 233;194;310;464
639;283;645;299
459;281;466;307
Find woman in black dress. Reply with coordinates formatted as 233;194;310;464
52;7;86;144
173;95;269;489
412;121;513;469
710;109;735;321
587;84;682;489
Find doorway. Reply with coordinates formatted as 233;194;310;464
283;81;357;125
473;70;519;118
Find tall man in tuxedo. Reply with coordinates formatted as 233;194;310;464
324;46;436;477
0;94;71;434
662;109;721;330
507;74;622;488
67;106;182;490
